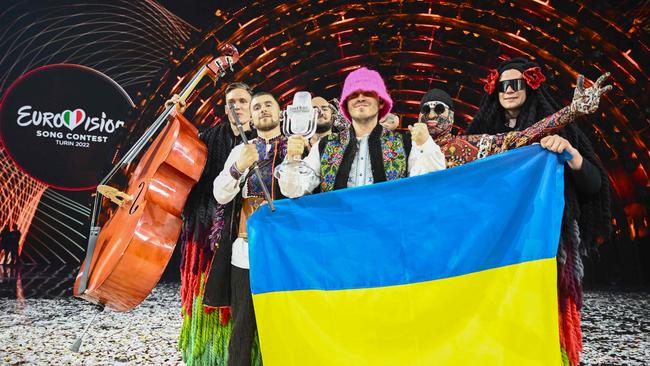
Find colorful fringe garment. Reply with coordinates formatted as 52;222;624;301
557;218;584;366
178;236;263;365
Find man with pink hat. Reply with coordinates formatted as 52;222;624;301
279;67;445;197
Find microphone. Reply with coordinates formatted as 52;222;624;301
282;91;317;138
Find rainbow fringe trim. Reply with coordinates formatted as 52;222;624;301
178;273;263;366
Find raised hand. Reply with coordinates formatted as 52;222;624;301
409;122;430;146
287;135;306;161
540;134;583;170
235;144;259;172
570;72;612;115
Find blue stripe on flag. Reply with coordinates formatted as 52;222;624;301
248;145;565;295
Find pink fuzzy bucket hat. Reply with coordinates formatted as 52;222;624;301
339;67;393;122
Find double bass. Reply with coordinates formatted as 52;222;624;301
73;45;239;313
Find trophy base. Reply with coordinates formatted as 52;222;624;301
273;160;315;179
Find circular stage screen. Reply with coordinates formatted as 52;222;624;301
0;64;133;190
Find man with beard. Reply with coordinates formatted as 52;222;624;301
280;67;446;196
178;82;256;365
207;91;299;366
306;96;343;150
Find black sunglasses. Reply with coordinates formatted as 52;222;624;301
498;78;526;93
420;101;449;115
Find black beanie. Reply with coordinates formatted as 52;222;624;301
420;89;454;110
496;57;540;74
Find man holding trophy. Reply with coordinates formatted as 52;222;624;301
280;67;446;197
206;68;446;364
208;91;309;366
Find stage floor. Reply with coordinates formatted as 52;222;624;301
0;266;648;365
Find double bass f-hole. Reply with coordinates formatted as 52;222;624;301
128;181;145;215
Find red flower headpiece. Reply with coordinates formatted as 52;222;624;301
482;69;499;94
522;67;546;90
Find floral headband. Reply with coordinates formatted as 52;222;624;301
482;66;547;94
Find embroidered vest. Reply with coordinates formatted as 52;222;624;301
319;125;408;192
244;135;287;199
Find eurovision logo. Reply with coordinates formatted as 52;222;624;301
17;106;124;134
0;64;134;190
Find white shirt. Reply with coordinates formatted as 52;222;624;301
279;134;446;198
349;135;373;187
214;139;314;268
213;141;272;269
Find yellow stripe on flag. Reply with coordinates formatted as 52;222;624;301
253;258;561;366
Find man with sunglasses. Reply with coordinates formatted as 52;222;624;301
278;67;446;197
468;58;613;366
497;77;527;126
418;79;611;169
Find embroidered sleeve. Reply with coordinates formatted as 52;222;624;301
213;144;245;204
229;163;243;180
451;105;575;160
452;133;504;160
498;106;576;152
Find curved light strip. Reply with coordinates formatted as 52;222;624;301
0;0;196;93
195;1;646;171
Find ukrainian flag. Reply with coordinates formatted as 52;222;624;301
248;145;565;366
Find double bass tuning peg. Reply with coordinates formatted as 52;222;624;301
206;44;239;81
226;57;234;72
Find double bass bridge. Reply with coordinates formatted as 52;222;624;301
97;185;133;207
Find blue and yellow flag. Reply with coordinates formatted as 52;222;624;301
248;145;565;366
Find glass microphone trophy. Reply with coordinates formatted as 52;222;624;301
273;91;318;179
